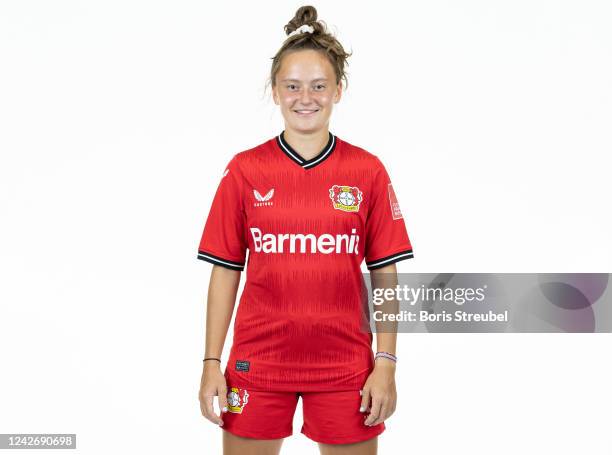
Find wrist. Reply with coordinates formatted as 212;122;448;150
203;358;222;369
374;356;397;370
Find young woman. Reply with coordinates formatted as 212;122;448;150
197;6;414;455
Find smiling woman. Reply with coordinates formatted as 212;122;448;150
267;6;352;157
272;49;338;142
197;5;414;455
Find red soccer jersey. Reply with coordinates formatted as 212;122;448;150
197;131;414;392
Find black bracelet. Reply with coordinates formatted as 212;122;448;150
203;357;221;362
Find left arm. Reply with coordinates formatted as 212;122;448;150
361;263;399;426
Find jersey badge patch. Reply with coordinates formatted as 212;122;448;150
387;183;403;219
329;185;363;213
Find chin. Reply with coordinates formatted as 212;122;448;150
290;123;325;134
287;116;329;132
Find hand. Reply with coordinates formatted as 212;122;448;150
360;358;397;426
199;362;228;426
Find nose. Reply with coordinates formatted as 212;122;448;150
300;88;313;105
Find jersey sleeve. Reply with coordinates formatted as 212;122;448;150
364;157;414;270
196;155;247;271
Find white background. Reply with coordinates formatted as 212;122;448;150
1;1;611;454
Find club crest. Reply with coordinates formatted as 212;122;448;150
329;185;363;212
227;387;249;414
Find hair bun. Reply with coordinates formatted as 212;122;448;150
284;5;319;36
270;5;352;92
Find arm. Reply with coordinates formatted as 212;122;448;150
362;262;398;426
199;265;241;427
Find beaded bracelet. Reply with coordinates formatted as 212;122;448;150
375;351;397;362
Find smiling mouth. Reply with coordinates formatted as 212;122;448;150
293;109;319;116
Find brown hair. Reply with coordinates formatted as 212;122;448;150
267;5;352;91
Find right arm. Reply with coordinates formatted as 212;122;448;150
198;265;241;426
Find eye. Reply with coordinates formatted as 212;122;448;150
315;84;326;90
287;84;298;90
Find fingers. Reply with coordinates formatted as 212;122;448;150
363;393;383;426
367;398;390;426
200;393;223;426
218;383;229;415
359;388;371;414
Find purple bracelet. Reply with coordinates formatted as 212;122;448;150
375;351;397;362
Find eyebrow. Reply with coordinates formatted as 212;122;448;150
281;78;329;83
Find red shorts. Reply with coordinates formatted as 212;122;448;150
221;386;385;444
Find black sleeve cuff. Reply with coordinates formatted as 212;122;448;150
366;249;414;270
197;250;245;271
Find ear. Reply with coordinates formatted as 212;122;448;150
334;82;343;103
272;85;279;105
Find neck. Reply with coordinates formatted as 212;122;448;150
283;127;330;161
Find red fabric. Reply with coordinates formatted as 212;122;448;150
221;385;385;444
197;135;413;392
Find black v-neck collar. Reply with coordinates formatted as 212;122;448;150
275;130;336;170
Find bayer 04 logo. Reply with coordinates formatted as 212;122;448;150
329;185;363;213
226;387;249;413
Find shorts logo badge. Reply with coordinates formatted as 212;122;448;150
227;387;249;414
329;185;363;213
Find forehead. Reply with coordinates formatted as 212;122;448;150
278;49;335;81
